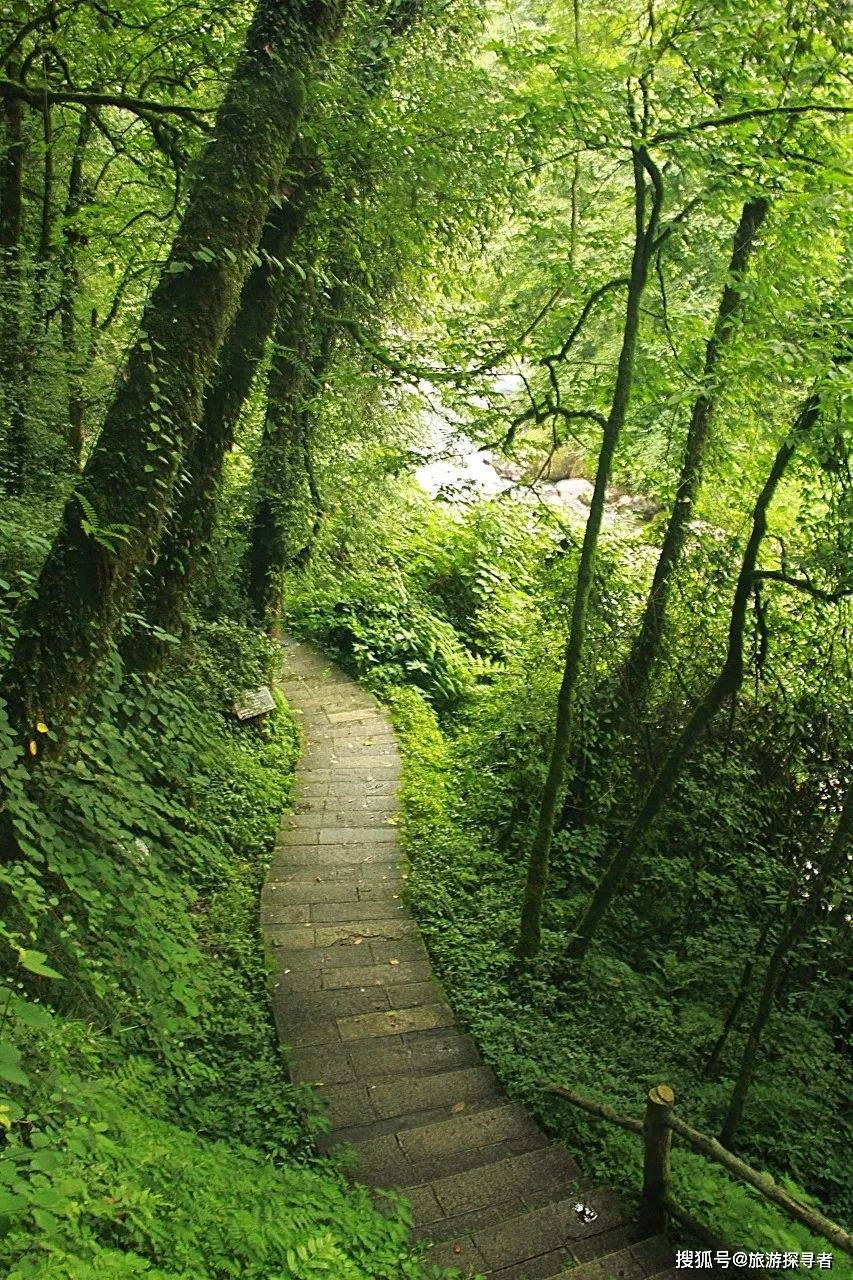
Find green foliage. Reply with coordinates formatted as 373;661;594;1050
0;1085;434;1279
2;0;851;1272
387;681;852;1273
282;485;538;709
0;618;445;1278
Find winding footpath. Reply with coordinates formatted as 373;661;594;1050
264;639;677;1280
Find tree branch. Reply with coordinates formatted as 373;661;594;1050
541;275;630;370
754;569;853;603
0;77;213;125
650;102;851;146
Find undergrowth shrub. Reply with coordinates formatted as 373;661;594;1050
0;618;452;1278
387;683;853;1276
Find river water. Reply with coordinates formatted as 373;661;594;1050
413;377;656;529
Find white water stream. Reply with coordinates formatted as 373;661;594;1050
413;376;658;529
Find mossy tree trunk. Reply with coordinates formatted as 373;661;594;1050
58;106;94;470
0;0;345;757
242;0;426;629
517;147;664;962
566;382;831;961
125;147;323;672
245;279;318;627
0;74;25;493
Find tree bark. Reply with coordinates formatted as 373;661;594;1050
561;197;769;832
567;381;832;960
719;780;852;1147
245;279;317;624
0;0;345;759
124;146;322;671
616;196;770;719
242;0;426;629
0;72;25;493
58;107;94;469
517;147;664;961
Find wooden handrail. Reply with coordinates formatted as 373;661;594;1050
667;1112;853;1257
543;1082;643;1134
542;1080;853;1258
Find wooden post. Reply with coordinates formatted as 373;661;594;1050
640;1084;674;1235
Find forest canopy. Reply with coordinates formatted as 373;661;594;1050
0;0;850;1276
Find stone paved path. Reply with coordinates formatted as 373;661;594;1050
264;639;676;1279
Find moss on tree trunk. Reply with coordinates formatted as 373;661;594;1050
245;282;317;626
0;0;345;753
125;146;323;671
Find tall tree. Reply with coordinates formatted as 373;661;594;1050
243;0;426;626
517;145;664;962
58;105;95;469
567;364;845;960
245;278;320;625
0;0;345;762
562;195;769;829
0;70;24;493
613;196;769;726
124;147;323;671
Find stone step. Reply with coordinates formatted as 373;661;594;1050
271;933;428;971
287;808;398;828
366;1063;497;1119
277;825;401;846
288;1029;482;1086
268;851;405;876
322;1095;535;1157
554;1234;674;1280
420;1185;634;1277
262;876;403;905
341;1102;549;1187
273;976;448;1023
316;1084;503;1145
294;774;401;793
265;917;417;953
262;892;405;923
271;843;403;867
408;1143;581;1220
308;898;406;923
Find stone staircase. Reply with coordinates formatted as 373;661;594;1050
263;639;677;1279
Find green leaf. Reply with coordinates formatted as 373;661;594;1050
0;1192;27;1214
10;999;52;1030
0;1063;29;1087
17;951;63;980
29;1187;66;1212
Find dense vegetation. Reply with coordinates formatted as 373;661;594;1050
0;0;850;1275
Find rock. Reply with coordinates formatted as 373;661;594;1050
492;458;525;483
521;444;586;483
614;492;661;520
627;494;661;521
554;477;595;504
